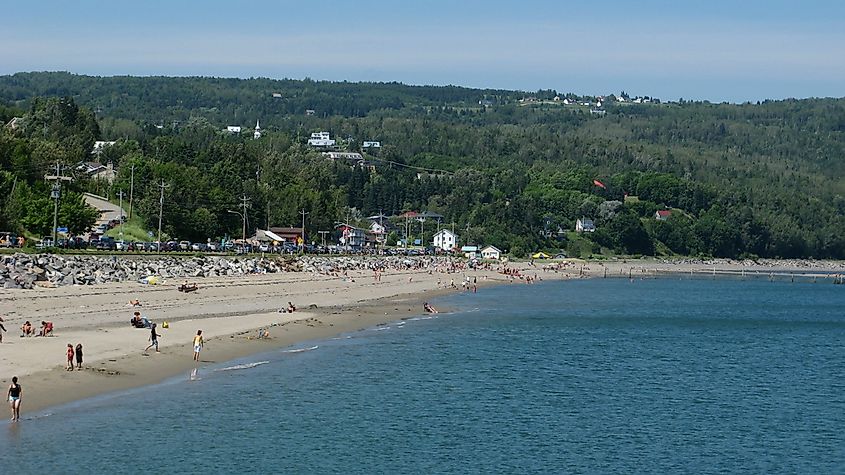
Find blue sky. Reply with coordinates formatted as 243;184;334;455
3;0;844;102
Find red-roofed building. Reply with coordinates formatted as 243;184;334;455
655;210;672;221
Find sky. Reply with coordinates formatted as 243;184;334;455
2;0;844;102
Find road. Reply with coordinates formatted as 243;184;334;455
83;192;126;228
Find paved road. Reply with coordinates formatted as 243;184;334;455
83;192;125;227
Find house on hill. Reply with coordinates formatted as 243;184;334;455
655;210;672;221
576;218;596;233
307;131;335;147
481;245;502;260
432;229;458;252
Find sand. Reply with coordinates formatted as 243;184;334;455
0;265;517;413
1;257;842;414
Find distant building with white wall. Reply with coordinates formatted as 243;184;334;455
432;229;458;252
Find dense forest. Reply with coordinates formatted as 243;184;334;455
1;71;844;258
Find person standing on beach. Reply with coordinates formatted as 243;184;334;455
145;323;161;353
66;344;75;371
8;376;21;421
192;330;203;361
75;344;83;369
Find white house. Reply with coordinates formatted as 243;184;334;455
322;152;363;161
307;131;335;147
226;126;242;134
362;141;381;148
481;245;502;260
432;229;458;252
91;140;116;154
576;218;596;233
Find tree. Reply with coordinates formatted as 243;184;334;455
58;191;99;235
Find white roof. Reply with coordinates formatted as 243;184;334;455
482;245;502;253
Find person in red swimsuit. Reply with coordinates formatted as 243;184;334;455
66;344;75;371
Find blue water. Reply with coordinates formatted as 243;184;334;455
2;278;844;474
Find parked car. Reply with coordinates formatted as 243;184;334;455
97;237;117;251
36;237;55;249
207;242;220;252
179;240;191;251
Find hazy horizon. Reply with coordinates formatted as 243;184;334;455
4;0;844;103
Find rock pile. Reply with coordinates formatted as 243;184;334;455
0;253;456;289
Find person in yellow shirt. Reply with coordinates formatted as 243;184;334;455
192;330;203;362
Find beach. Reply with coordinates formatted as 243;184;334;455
0;262;519;413
1;257;842;414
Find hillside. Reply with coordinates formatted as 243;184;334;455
1;72;844;258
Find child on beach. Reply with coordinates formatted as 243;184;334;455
75;343;83;369
193;330;203;361
145;323;161;353
0;316;5;343
8;376;21;422
66;344;75;371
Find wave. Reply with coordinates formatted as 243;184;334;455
407;315;436;321
282;345;319;353
216;361;270;372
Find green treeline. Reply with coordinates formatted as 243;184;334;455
0;72;843;258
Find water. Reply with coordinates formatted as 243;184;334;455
2;278;844;473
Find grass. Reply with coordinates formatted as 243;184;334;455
104;215;156;242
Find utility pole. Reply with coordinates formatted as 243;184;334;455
239;194;251;243
157;180;169;251
128;165;134;220
117;190;125;243
299;208;309;249
44;162;72;247
318;230;329;247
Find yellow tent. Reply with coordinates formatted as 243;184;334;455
531;252;550;259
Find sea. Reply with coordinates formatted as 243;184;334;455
1;277;844;474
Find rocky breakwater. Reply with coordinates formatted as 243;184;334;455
0;253;456;289
0;253;296;289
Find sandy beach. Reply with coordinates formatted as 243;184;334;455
1;257;842;415
0;263;521;413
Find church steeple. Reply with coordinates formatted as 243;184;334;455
253;119;262;139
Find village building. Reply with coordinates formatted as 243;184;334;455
253;120;261;139
269;227;304;244
337;224;366;249
362;141;381;148
322;152;363;161
225;126;241;134
307;131;335;147
576;218;596;233
4;117;23;130
432;229;458;252
655;210;672;220
461;245;479;259
481;245;502;260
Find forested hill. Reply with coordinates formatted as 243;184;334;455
1;71;844;259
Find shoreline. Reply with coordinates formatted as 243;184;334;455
1;266;508;415
3;258;843;416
